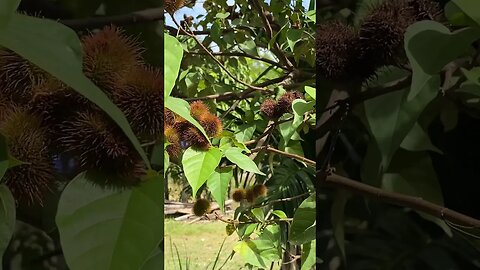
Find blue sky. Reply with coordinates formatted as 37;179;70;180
165;0;312;29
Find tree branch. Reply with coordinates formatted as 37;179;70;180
248;0;294;70
251;146;316;167
184;75;287;101
170;14;267;92
185;51;288;70
324;173;480;227
60;8;163;30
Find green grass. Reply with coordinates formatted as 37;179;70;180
165;219;247;270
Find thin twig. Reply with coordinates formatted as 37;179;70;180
250;146;316;166
60;8;163;30
323;173;480;227
186;51;288;70
170;14;267;91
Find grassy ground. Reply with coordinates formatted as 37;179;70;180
165;219;247;270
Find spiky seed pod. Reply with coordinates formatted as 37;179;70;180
245;188;256;203
0;107;55;205
182;126;210;150
112;66;163;140
192;198;211;216
165;0;185;14
189;101;210;120
82;26;143;93
260;99;282;119
164;124;182;158
277;91;304;114
358;0;416;70
232;188;246;202
407;0;442;21
164;108;176;126
252;184;268;198
0;49;45;103
29;76;89;132
57;110;145;188
198;113;223;138
316;22;359;81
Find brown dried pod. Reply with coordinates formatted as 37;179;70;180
164;124;182;158
112;66;163;140
57;110;145;188
189;100;211;121
165;0;185;14
0;49;45;103
198;113;223;138
260;99;283;119
316;22;359;81
277;91;304;114
252;184;268;198
231;188;246;202
82;26;143;93
192;198;211;216
0;107;55;205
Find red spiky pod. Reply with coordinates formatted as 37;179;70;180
0;107;55;205
112;66;163;140
245;188;256;203
232;188;246;202
252;184;268;198
316;22;359;81
29;76;90;133
358;0;416;70
57;109;146;188
82;26;143;94
164;124;182;158
260;99;283;119
277;91;304;114
165;0;185;14
0;48;45;103
198;113;223;138
164;108;176;126
189;101;211;120
192;198;211;216
182;126;210;150
406;0;443;21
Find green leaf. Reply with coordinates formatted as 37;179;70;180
0;14;150;168
292;99;314;130
182;147;222;197
331;190;349;262
206;167;233;212
233;239;281;268
215;12;231;19
164;34;183;99
165;96;210;141
452;0;480;28
306;10;316;23
301;240;316;270
286;29;303;52
304;86;316;100
56;172;163;270
271;210;287;219
0;134;8;181
364;67;438;171
224;147;265;175
445;1;471;26
140;248;163;270
289;194;316;245
400;122;442;153
0;184;15;270
0;0;19;29
234;124;256;142
405;21;480;100
251;208;265;222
